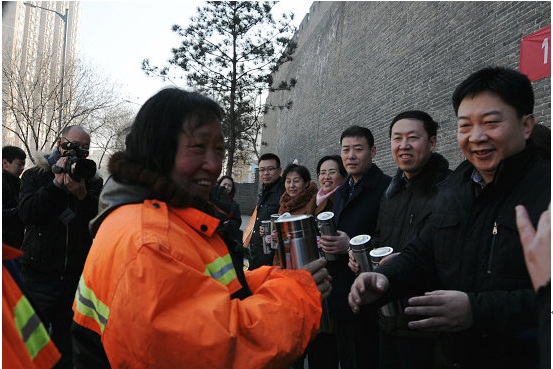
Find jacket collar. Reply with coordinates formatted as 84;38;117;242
343;163;384;191
261;176;284;193
386;153;450;198
447;142;540;191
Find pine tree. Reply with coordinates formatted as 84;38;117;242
142;1;297;175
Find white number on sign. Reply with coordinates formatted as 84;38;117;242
542;37;549;64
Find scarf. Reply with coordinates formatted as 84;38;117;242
316;186;339;206
279;182;318;214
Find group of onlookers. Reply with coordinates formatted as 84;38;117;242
2;65;550;369
246;66;551;369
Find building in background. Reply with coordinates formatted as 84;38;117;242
2;1;80;148
261;1;551;176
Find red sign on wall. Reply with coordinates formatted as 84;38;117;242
520;25;551;82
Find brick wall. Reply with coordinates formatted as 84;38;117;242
235;182;258;215
262;1;551;176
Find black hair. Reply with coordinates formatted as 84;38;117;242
282;163;311;183
340;125;375;148
125;87;223;176
217;175;236;199
316;155;347;177
2;146;26;162
389;110;438;138
258;153;281;168
452;66;534;118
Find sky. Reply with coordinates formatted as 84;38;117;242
77;1;313;107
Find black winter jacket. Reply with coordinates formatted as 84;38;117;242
377;145;550;369
375;153;451;336
329;163;391;321
375;153;451;251
248;177;285;269
18;158;103;278
3;170;25;248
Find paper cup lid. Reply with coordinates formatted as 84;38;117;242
317;211;334;221
349;234;371;245
369;246;393;257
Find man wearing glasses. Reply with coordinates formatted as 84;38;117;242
248;153;285;269
18;125;103;369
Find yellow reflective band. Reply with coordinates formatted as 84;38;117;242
75;276;110;334
13;296;50;360
204;253;237;286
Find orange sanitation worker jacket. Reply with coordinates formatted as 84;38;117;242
3;244;61;369
73;200;322;368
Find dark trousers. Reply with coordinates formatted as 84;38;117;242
307;332;340;369
379;329;437;369
335;318;379;369
21;271;80;369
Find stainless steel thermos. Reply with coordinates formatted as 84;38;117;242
349;234;372;273
316;211;338;261
274;214;319;269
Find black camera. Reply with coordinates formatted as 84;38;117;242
52;141;97;181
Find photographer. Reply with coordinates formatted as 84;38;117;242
18;125;103;369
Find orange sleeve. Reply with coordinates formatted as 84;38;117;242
3;267;60;369
102;245;322;369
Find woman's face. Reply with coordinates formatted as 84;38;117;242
171;120;225;200
220;178;233;194
285;171;307;198
318;159;345;193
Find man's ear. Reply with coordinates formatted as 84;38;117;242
429;135;437;153
522;114;535;140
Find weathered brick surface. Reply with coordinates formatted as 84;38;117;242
262;1;551;176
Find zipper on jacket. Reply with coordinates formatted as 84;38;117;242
487;221;498;274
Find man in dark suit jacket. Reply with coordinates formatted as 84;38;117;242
319;125;391;369
248;153;285;269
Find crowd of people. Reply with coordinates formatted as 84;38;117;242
2;65;550;369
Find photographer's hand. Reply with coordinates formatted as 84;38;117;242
53;156;68;188
64;174;87;200
53;156;87;200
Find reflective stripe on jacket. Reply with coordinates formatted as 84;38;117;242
3;244;60;369
73;200;322;368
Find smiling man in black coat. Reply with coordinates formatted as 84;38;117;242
319;125;391;369
349;67;550;369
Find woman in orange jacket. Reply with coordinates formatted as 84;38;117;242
71;88;331;369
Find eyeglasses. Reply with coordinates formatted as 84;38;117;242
319;170;338;176
259;166;278;173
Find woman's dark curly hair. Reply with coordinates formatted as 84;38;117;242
109;88;224;211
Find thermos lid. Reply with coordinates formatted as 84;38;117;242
277;212;292;220
317;211;334;221
349;234;371;245
369;246;394;257
275;214;312;223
